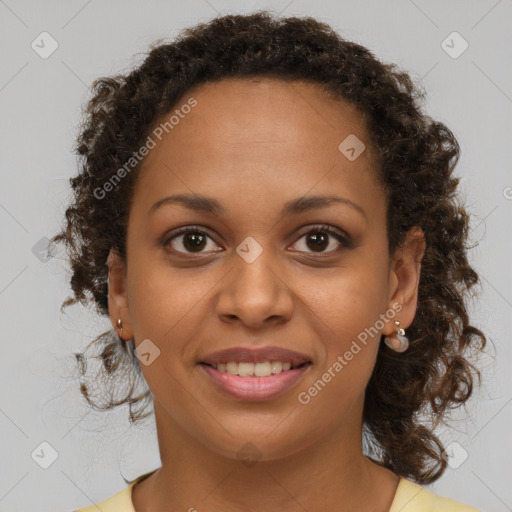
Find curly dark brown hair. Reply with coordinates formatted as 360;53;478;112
51;10;486;485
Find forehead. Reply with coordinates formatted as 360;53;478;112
158;77;369;150
133;77;382;214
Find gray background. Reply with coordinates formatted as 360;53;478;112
0;0;511;510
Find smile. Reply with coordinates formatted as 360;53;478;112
204;360;308;377
199;362;312;401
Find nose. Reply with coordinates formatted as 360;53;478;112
215;248;294;329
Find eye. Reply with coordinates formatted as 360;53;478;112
163;224;350;256
164;226;221;254
290;224;349;254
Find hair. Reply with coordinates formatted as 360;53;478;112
51;10;487;484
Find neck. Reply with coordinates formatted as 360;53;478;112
132;401;399;512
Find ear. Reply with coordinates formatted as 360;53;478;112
106;248;133;340
383;226;426;336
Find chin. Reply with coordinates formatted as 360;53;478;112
197;423;322;464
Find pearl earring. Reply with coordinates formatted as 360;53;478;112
384;321;409;352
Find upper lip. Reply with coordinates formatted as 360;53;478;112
199;346;311;366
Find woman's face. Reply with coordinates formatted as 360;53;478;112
108;77;424;462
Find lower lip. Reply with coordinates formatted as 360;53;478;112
199;363;311;401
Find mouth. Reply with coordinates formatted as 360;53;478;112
199;362;312;401
199;360;311;377
197;346;312;401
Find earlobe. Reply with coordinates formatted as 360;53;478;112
106;248;133;340
384;226;426;336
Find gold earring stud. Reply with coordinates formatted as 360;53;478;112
116;318;123;339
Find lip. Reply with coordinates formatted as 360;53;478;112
199;346;311;367
199;362;312;401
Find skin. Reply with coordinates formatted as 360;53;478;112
107;77;426;512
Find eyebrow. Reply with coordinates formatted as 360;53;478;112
149;193;367;220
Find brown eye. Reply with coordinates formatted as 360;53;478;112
291;225;349;254
181;232;208;252
165;228;220;254
305;232;329;252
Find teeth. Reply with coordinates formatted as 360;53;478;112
212;361;296;377
271;361;282;374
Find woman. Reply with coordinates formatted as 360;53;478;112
52;10;486;512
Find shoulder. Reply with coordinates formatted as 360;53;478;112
72;483;134;512
389;478;481;512
72;470;157;512
73;473;480;512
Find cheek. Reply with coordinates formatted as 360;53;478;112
311;261;388;335
308;261;388;382
127;256;211;341
125;265;207;401
296;281;384;425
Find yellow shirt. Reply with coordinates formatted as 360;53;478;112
74;470;480;511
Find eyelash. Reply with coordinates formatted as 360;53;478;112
163;224;351;256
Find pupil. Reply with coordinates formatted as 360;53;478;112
307;232;328;251
184;233;206;252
